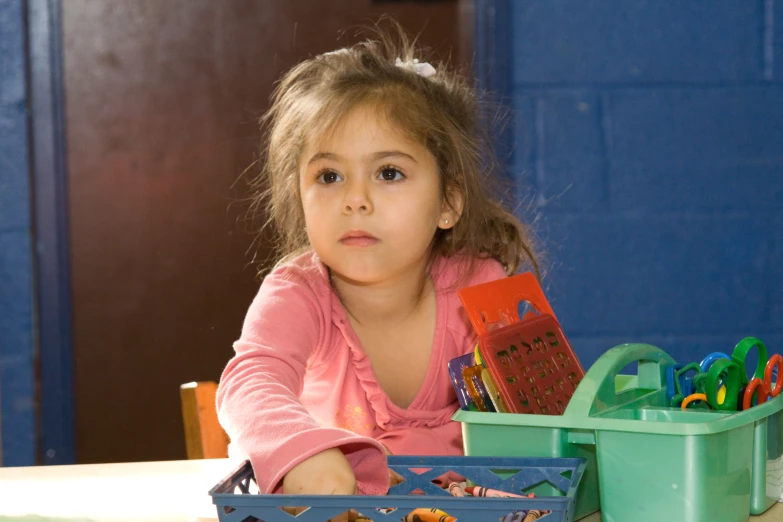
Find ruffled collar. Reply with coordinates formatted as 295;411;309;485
315;254;460;429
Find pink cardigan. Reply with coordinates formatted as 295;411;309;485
216;251;506;496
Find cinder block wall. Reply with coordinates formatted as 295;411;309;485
0;0;35;465
506;1;783;366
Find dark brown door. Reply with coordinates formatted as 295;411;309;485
62;0;470;464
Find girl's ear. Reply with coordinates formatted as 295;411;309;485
438;184;464;230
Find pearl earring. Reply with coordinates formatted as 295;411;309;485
444;219;449;225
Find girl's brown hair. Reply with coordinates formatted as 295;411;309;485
249;21;540;280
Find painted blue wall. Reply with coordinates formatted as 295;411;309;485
0;0;36;465
501;0;783;367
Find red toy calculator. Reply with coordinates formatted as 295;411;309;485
458;272;585;415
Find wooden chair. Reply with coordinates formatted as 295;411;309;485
179;381;230;459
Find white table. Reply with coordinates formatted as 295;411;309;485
0;458;237;521
579;504;782;522
0;459;781;521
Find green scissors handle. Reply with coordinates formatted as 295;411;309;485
702;358;741;411
670;362;702;407
732;337;768;384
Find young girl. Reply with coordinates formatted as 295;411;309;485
216;25;539;499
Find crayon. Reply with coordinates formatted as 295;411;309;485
402;508;456;522
464;486;525;498
522;510;542;522
447;482;466;497
462;365;495;412
448;353;476;410
501;511;528;522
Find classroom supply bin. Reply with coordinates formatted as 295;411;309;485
209;455;586;522
454;343;783;522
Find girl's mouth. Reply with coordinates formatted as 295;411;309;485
339;230;379;246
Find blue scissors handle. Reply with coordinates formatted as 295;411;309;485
699;352;731;373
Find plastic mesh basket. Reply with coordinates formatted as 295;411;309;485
209;455;586;522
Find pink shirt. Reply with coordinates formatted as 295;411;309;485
216;251;506;496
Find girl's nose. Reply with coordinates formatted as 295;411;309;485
342;180;373;214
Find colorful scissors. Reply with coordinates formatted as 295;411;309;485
733;338;783;409
671;353;733;407
683;337;782;411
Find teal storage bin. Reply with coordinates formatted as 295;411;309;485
454;343;783;522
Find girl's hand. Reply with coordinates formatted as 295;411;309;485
283;447;358;496
281;445;401;521
282;448;359;521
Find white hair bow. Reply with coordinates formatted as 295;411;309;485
395;57;437;78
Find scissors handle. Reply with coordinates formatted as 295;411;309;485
668;362;702;407
681;393;709;410
732;337;768;384
739;353;783;410
703;358;741;411
742;378;769;410
766;354;783;398
700;352;731;373
674;362;701;396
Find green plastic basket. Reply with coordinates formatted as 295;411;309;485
454;343;783;522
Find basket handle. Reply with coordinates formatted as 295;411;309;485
458;272;556;337
562;343;676;419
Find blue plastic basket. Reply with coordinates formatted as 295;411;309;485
209;455;587;522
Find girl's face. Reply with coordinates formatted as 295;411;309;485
299;106;457;286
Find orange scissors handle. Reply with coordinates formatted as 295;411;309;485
742;378;769;410
741;353;783;410
681;393;709;410
765;354;783;398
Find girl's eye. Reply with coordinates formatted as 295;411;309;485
379;166;405;182
317;170;342;184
